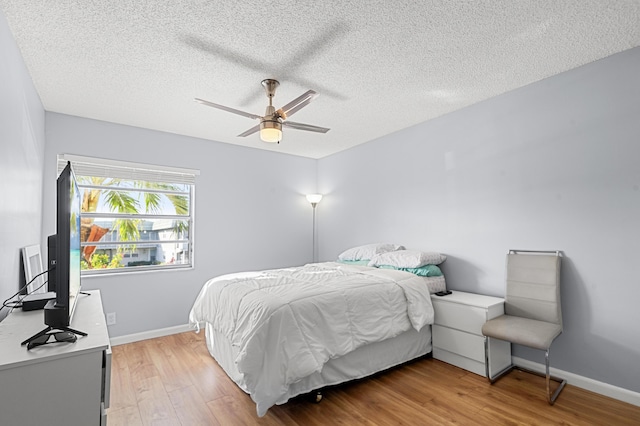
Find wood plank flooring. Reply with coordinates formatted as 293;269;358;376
108;331;640;425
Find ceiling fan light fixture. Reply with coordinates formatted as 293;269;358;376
197;79;329;142
260;119;282;143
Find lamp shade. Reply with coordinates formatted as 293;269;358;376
306;194;323;205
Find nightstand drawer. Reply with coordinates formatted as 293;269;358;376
433;348;486;376
432;324;485;362
432;301;487;335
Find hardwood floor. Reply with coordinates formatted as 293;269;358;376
108;332;640;425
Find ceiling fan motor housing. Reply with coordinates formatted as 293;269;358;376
260;118;282;130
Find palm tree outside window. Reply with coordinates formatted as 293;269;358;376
57;155;198;274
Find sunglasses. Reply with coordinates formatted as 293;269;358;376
27;331;77;350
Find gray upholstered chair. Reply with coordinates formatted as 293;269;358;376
481;249;566;405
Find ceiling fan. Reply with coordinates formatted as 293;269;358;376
195;79;330;143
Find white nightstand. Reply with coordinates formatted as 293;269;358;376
431;291;511;377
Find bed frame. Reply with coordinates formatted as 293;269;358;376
204;322;432;409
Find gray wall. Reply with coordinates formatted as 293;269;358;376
0;11;46;321
44;113;318;337
3;3;638;397
317;47;640;393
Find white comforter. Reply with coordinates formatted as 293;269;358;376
188;262;434;416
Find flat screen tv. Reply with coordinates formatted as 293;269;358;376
43;161;83;330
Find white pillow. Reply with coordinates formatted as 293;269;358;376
338;243;405;261
368;249;446;267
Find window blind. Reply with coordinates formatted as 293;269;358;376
57;154;199;185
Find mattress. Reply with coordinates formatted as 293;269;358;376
422;275;447;294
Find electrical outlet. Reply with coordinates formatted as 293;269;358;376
106;312;116;325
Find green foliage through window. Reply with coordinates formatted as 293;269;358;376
59;156;197;274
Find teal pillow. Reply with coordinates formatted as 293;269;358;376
378;264;443;277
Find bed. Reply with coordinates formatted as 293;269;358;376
188;246;446;416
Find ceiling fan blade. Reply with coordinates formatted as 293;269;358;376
282;120;330;133
194;98;261;120
237;124;260;137
276;90;319;119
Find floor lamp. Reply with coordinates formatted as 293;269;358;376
306;194;323;262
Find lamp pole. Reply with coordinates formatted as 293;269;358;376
306;194;323;263
311;203;317;262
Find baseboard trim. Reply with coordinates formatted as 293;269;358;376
110;323;195;346
513;356;640;407
110;329;639;408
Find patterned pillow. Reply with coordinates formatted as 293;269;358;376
337;243;405;261
368;249;446;267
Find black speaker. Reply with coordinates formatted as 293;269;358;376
47;234;57;292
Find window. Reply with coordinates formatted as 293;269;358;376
58;154;198;275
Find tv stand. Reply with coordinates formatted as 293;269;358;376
20;324;88;348
20;297;89;347
0;290;111;425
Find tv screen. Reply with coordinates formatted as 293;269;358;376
44;161;82;328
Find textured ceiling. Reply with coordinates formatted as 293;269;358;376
2;1;639;159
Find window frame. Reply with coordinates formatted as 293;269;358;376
57;154;199;276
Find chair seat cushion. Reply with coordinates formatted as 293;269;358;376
482;315;562;350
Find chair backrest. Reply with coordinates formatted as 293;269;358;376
504;251;562;327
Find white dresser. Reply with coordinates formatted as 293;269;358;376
431;291;511;377
0;290;111;425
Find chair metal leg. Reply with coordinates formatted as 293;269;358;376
545;348;567;405
483;337;566;404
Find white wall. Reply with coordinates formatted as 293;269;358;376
318;47;640;394
44;113;318;336
0;10;46;321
